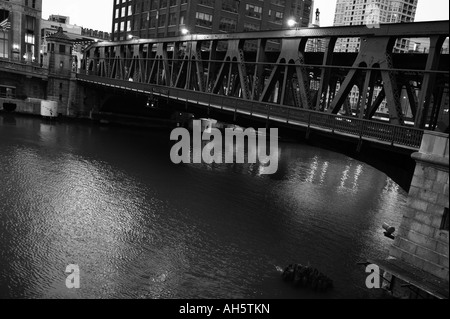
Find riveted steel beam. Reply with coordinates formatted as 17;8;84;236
82;21;448;129
415;35;446;128
88;21;448;50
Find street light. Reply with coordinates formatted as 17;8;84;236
287;19;298;29
181;28;189;36
127;34;139;40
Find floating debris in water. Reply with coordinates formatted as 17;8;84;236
282;264;334;293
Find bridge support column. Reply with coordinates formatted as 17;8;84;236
376;132;449;299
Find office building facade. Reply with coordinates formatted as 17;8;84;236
0;0;42;63
112;0;314;41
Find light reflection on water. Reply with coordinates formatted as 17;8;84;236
0;116;407;299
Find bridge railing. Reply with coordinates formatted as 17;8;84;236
0;59;48;77
77;74;425;150
181;85;425;149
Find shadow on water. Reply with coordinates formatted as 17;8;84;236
95;91;418;193
1;113;17;126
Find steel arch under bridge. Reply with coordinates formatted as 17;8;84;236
78;21;449;148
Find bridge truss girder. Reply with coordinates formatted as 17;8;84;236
83;21;449;128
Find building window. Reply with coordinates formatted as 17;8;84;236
441;208;449;231
271;0;286;5
158;14;166;27
0;31;9;59
198;0;214;7
0;9;10;58
219;17;237;32
222;0;239;13
150;17;156;28
134;17;140;31
179;11;186;25
243;22;260;32
245;4;262;19
59;45;65;54
169;13;177;26
0;86;15;98
196;12;213;28
141;13;149;29
26;15;36;31
25;32;35;61
0;10;9;59
269;10;284;24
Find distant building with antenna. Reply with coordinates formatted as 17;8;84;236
306;8;327;52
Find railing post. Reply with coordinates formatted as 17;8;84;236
359;119;364;139
306;111;312;140
308;112;312;129
286;107;291;124
391;125;397;146
207;94;211;116
266;104;272;130
332;114;337;134
356;119;365;152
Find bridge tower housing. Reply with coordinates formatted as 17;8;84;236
44;27;78;116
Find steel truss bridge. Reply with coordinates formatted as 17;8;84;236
77;21;449;150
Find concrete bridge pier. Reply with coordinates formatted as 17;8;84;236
372;131;449;299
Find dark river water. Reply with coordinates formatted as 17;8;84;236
0;114;408;299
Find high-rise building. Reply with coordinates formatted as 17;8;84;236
306;8;327;52
112;0;314;42
0;0;42;63
333;0;418;52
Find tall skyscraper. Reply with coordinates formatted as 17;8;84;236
333;0;418;52
112;0;314;42
0;0;42;63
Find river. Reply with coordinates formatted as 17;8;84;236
0;114;408;299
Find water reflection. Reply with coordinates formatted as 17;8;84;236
0;115;408;299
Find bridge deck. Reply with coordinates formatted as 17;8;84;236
77;74;425;150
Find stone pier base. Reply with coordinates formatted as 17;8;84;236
378;131;449;299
